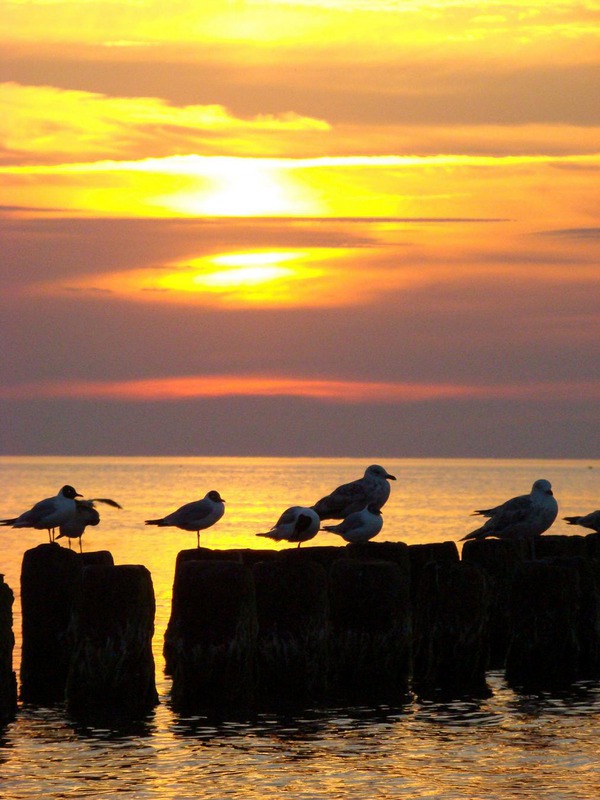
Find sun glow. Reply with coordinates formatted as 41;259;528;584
154;250;318;304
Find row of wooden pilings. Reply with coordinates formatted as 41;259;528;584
1;533;600;723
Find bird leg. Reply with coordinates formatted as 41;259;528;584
197;530;200;548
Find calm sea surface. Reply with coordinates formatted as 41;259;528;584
1;456;600;799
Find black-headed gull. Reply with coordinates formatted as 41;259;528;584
0;484;82;542
56;497;122;553
311;464;396;520
461;479;558;547
563;510;600;533
321;502;384;543
256;506;320;547
145;489;225;547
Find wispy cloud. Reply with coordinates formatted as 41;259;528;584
2;374;600;404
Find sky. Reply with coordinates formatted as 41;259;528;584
1;0;599;457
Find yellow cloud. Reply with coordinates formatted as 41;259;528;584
0;82;330;163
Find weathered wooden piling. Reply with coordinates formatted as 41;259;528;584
585;532;600;559
253;559;329;708
65;564;158;719
535;534;588;559
461;538;528;669
0;576;17;722
505;560;581;692
79;551;115;568
163;547;243;675
558;556;600;679
328;559;411;705
279;545;348;571
412;561;491;699
347;540;411;571
169;560;257;715
20;543;82;704
407;541;460;599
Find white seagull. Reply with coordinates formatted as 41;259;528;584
145;489;225;547
256;506;320;548
311;464;396;521
56;497;122;553
563;510;600;534
461;479;558;547
0;484;82;542
321;502;384;544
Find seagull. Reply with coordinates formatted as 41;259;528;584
461;479;558;552
0;484;82;542
55;497;122;553
563;510;600;533
256;506;320;548
145;489;225;547
321;502;384;544
311;464;396;520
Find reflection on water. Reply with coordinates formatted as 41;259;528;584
1;458;600;798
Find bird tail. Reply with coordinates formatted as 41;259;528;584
0;518;17;527
460;529;487;542
145;519;162;526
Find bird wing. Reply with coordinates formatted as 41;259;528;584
473;492;530;518
312;479;368;519
171;498;213;525
273;506;301;528
323;510;362;534
89;497;123;509
488;495;534;528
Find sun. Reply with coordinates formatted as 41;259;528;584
153;158;320;217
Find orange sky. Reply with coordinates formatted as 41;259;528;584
1;0;599;456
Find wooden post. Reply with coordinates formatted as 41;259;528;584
20;543;82;705
535;534;588;559
412;561;491;699
347;540;410;571
328;559;411;705
164;548;242;675
461;538;528;669
279;545;348;571
505;561;581;692
408;542;460;600
253;559;329;709
66;564;158;719
169;560;257;716
0;576;17;722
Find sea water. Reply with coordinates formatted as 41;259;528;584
0;457;599;799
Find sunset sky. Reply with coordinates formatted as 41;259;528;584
1;0;599;457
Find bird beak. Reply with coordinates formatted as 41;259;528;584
387;474;397;481
76;492;83;497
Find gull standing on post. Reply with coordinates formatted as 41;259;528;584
460;479;558;554
56;497;123;553
0;484;82;542
321;502;384;544
311;464;396;521
256;506;320;548
145;490;225;547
